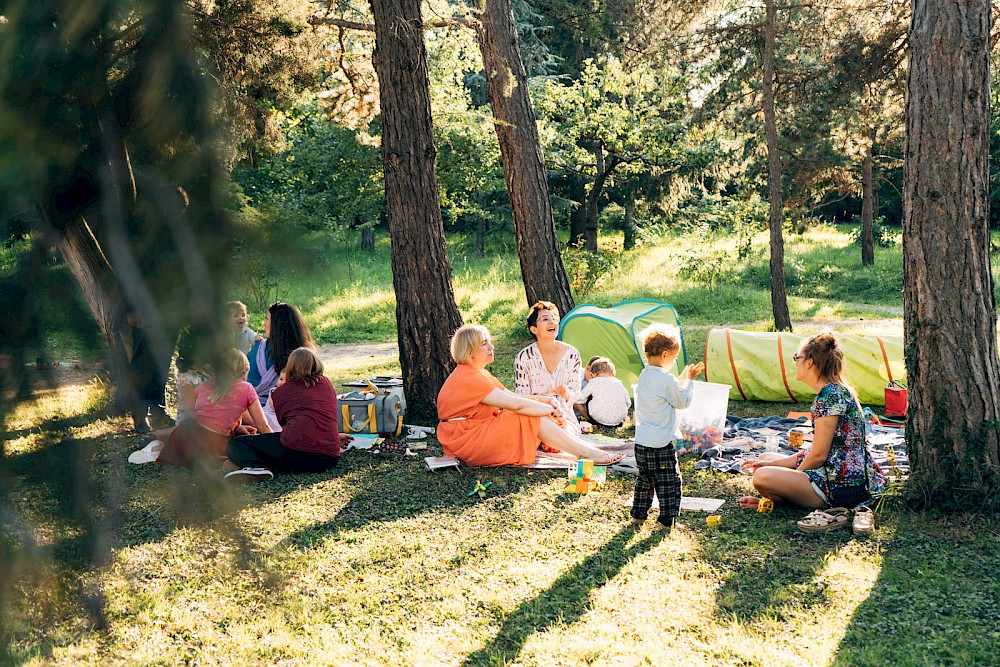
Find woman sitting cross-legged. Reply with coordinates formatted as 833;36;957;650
437;324;623;467
738;333;885;528
224;347;353;482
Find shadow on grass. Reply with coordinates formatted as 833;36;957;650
830;509;1000;666
280;451;560;549
461;524;664;667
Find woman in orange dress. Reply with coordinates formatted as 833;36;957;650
437;324;624;467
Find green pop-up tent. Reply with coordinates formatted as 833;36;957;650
558;299;686;398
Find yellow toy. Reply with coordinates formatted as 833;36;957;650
563;459;608;493
467;480;492;499
757;498;774;513
706;515;722;526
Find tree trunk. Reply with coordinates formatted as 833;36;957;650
762;0;791;332
861;129;875;266
582;142;617;253
361;226;375;252
569;202;586;247
369;0;464;421
45;215;131;405
624;191;636;250
475;217;486;258
904;0;1000;506
473;0;573;315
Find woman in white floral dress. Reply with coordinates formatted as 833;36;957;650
514;301;583;437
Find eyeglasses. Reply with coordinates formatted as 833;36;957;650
792;354;805;361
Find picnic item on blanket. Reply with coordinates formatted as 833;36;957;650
425;455;460;471
704;328;905;405
645;380;729;454
852;505;875;534
344;376;406;412
788;427;809;448
405;424;435;439
343;433;383;450
796;507;851;532
338;384;403;436
468;480;491;499
564;459;607;493
884;380;907;417
706;515;722;526
558;299;686;398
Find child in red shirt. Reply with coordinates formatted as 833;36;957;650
224;347;353;482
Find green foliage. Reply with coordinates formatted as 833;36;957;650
847;217;901;248
234;104;384;234
561;243;621;296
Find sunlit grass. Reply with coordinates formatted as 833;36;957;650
8;226;1000;665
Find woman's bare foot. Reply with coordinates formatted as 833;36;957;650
738;496;761;510
594;453;624;466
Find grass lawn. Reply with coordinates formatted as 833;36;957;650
4;226;1000;665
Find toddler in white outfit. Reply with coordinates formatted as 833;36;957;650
577;358;632;427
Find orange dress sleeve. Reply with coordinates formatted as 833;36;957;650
436;364;541;466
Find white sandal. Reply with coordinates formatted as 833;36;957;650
852;505;875;535
796;507;851;533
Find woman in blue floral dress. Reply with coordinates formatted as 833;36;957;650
738;332;886;510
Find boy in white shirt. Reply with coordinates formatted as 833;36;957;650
577;358;632;427
631;324;704;530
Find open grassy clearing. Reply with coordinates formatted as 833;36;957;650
4;226;1000;665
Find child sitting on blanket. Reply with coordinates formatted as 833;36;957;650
631;324;704;531
576;358;632;427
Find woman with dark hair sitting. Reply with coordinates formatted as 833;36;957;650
739;332;886;532
513;301;584;436
247;302;317;430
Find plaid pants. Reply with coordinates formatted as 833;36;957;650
631;443;682;525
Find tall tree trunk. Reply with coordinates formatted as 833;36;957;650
762;0;791;332
473;0;573;314
569;201;586;247
904;0;1000;505
623;191;636;251
43;215;131;405
369;0;464;421
861;128;876;266
475;217;486;258
361;226;375;252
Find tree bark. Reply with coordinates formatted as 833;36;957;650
361;226;375;252
624;191;636;250
568;201;586;247
861;128;875;266
762;0;791;332
904;0;1000;505
369;0;464;421
44;214;131;402
473;0;574;315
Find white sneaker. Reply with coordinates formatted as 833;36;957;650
128;440;164;464
224;467;274;483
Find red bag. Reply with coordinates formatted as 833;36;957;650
884;380;907;417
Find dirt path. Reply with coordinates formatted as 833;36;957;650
316;342;399;366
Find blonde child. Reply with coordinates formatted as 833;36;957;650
156;348;272;468
577;358;632;427
631;324;704;530
228;301;263;356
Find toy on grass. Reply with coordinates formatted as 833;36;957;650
468;480;492;499
757;498;774;513
563;459;608;493
706;515;722;526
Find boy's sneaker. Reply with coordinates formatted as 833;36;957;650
224;467;274;483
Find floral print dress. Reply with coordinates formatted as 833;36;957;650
801;383;887;498
514;342;583;436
